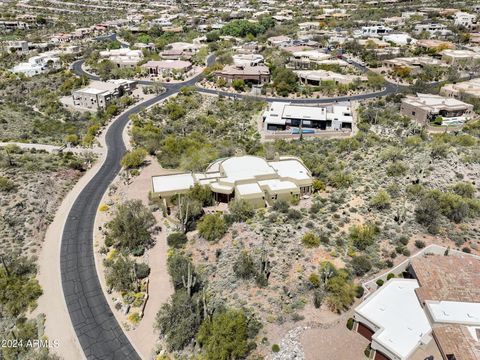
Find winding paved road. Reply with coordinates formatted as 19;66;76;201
60;89;183;360
64;50;404;360
71;53;404;104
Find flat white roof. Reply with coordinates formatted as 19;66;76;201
258;179;298;191
152;173;195;193
235;183;263;196
426;301;480;326
355;279;431;359
268;160;311;181
220;155;276;181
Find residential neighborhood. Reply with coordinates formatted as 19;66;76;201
0;0;479;360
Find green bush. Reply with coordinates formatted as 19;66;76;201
376;279;384;287
386;161;408;177
350;256;372;276
414;240;426;249
104;254;137;292
302;232;321;248
0;176;16;192
272;344;280;353
197;309;254;360
370;190;391;210
355;286;364;298
349;223;379;251
308;273;321;288
197;213;227;242
121;148;147;169
228;199;255;222
346;317;354;330
287;208;302;220
451;182;476;198
233;251;256;280
155;290;203;351
232;79;245;91
313;179;326;192
272;199;290;213
387;273;395;280
167;232;188;248
107;200;156;253
329;171;353;188
135;263;151;279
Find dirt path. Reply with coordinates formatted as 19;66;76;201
0;141;103;154
124;158;177;358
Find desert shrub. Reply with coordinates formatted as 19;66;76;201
188;184;214;207
346;318;354;330
387;273;395;280
325;270;356;313
233;251;256;280
308;273;321;288
228;199;255;222
386;161;408;177
313;288;324;308
197;213;227;242
0;176;16;192
197;309;255;360
349;223;379;250
370;190;391;210
107;200;155;253
414;240;426;249
155;290;203;351
232;79;245;91
350;256;372;276
167;232;188;248
329;171;353;188
313;179;326;192
121;148;147;169
302;232;320;248
415;189;480;231
287;208;302;220
272;199;290;213
0;256;42;317
272;344;280;353
104;254;137;292
451;182;476;199
355;286;364;298
135;262;151;279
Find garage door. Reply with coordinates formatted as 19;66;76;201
357;323;374;341
374;350;391;360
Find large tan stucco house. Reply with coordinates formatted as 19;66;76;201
151;155;313;208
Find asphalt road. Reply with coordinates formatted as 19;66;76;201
60;91;175;360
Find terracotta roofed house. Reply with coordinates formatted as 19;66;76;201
353;252;480;360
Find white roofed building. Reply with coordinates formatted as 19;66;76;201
99;48;143;68
353;252;480;360
151;155;313;208
263;102;354;132
354;279;432;360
